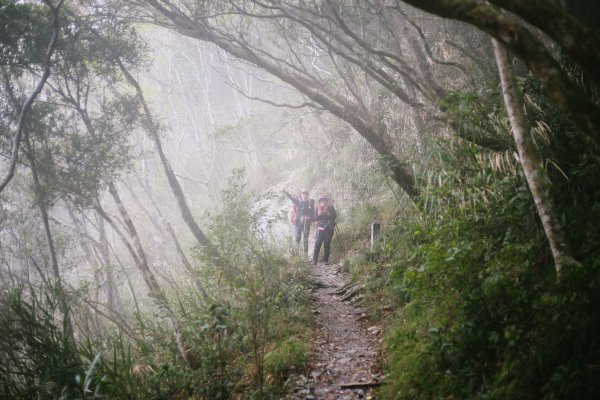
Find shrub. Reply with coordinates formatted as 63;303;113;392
190;169;312;397
376;97;600;399
264;337;310;384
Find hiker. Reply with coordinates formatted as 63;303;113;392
312;195;337;266
283;188;315;254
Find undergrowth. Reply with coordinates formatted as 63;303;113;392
341;80;600;399
0;170;312;399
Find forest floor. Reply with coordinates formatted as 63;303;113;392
287;260;384;399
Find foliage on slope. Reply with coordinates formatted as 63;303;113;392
340;79;600;399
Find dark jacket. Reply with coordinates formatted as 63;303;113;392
285;191;315;222
315;205;337;231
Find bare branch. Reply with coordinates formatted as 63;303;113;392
225;78;323;109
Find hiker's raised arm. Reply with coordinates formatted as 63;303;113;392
283;189;298;204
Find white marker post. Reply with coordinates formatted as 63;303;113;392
370;222;381;252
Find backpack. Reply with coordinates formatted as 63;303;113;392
288;203;298;225
288;192;302;225
316;204;336;231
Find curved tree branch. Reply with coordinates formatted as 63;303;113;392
399;0;600;146
0;0;64;194
141;0;422;198
487;0;600;83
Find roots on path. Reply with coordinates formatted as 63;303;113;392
288;261;383;399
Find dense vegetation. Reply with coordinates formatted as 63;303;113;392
1;0;599;399
1;170;312;399
359;84;600;399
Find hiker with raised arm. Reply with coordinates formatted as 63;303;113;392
283;188;315;254
313;195;337;266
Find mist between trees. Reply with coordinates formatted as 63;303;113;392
1;0;599;399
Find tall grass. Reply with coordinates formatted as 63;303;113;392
0;287;104;399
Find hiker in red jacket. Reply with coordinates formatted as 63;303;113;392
283;188;315;254
313;195;337;266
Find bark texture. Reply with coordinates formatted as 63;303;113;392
488;0;600;83
493;39;580;278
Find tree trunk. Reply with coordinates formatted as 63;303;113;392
94;210;125;314
81;208;125;313
142;1;420;200
65;207;125;314
104;182;194;366
69;101;193;366
135;174;210;300
114;58;218;257
23;136;76;345
487;0;600;83
493;39;580;278
124;180;168;243
103;224;144;322
404;27;447;101
406;83;427;152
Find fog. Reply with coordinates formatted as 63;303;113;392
2;1;598;398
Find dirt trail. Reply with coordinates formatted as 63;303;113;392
288;261;383;399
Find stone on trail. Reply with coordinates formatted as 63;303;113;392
286;261;381;399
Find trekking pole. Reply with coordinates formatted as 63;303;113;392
334;224;346;252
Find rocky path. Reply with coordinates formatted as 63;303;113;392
288;262;383;399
